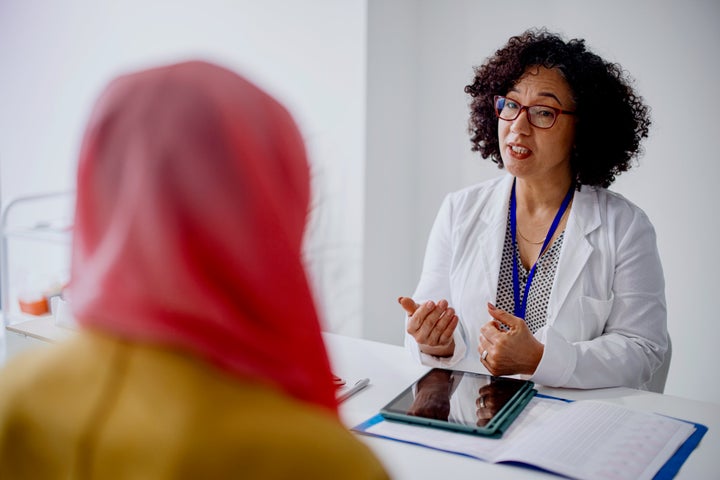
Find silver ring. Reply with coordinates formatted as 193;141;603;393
481;349;488;361
479;395;486;408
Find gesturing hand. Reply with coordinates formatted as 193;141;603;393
478;303;543;376
399;296;458;357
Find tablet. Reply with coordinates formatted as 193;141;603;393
379;368;535;437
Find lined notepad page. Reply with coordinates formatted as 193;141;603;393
363;397;695;480
498;400;694;480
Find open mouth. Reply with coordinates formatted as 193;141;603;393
507;143;532;159
510;144;530;155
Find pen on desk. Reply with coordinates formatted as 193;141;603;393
337;378;370;403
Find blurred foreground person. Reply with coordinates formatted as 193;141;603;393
0;60;388;479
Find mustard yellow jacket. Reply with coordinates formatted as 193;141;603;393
0;331;389;479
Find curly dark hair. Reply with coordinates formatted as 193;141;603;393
464;28;651;188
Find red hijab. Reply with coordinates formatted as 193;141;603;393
68;60;337;413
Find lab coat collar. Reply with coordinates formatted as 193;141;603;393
475;175;514;306
475;175;602;324
547;185;602;324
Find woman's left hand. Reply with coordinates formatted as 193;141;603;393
478;303;543;376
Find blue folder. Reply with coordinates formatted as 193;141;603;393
354;393;708;480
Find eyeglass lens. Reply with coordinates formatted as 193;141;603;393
495;96;559;129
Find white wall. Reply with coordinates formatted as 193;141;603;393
0;0;367;337
365;0;720;404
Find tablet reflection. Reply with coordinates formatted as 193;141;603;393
407;369;455;420
474;379;518;426
407;370;520;427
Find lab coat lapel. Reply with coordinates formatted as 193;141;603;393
548;187;601;322
476;175;514;303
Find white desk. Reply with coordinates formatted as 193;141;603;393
323;332;720;480
4;322;717;478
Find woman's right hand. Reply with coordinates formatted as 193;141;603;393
399;296;458;357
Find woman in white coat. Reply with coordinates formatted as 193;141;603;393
400;29;668;391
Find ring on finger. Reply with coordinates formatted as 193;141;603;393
481;349;488;361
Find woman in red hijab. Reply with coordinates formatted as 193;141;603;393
0;60;388;479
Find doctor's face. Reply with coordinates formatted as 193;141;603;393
498;66;577;185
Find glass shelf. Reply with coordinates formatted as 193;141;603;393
1;191;75;328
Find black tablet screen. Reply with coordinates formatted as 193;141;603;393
381;368;529;429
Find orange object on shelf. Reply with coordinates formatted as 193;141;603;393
18;297;50;315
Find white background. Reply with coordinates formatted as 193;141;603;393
1;0;719;404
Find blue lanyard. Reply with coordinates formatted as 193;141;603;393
510;179;574;319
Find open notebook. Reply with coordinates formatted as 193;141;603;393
354;394;706;480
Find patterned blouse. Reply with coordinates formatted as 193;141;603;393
494;215;564;333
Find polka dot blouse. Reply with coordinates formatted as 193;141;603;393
494;215;564;333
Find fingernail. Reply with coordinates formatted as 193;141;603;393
487;303;496;310
398;296;403;304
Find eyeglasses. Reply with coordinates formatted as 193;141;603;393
494;95;575;129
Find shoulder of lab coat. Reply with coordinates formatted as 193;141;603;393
531;186;668;389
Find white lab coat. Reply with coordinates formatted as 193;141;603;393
405;174;668;390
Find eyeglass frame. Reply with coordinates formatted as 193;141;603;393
493;95;576;129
